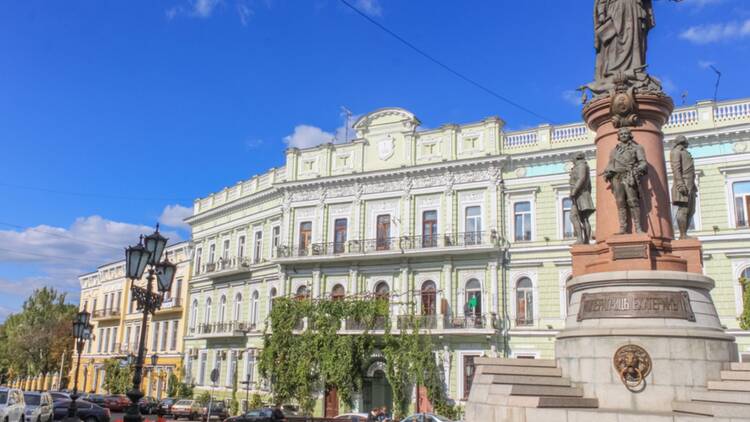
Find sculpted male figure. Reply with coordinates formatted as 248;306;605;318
569;153;595;244
670;136;696;239
604;128;648;234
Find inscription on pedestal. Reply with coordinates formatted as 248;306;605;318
577;291;695;321
612;245;648;260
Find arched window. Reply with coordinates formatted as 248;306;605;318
296;285;309;300
464;279;482;317
516;278;534;326
269;287;277;312
250;291;260;326
204;297;212;324
233;293;243;322
375;281;390;301
190;299;198;330
421;281;437;316
331;284;345;301
219;295;227;323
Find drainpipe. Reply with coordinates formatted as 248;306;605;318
499;179;511;358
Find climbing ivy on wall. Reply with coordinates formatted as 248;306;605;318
740;277;750;330
258;297;461;419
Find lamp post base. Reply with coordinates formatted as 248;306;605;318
123;388;144;422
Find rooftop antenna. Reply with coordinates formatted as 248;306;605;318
709;65;722;103
341;106;353;142
681;91;688;106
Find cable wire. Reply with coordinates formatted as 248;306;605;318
338;0;554;123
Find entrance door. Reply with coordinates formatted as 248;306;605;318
363;370;393;414
299;222;312;255
324;385;338;417
376;215;391;251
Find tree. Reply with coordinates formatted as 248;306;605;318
0;288;77;381
740;277;750;330
102;359;133;394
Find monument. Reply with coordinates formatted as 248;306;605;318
465;1;750;420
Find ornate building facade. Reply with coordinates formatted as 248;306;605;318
183;97;750;415
72;241;191;397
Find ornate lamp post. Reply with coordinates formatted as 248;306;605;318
123;225;176;422
67;310;92;421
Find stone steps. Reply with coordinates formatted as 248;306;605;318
726;362;750;371
691;390;750;404
721;370;750;381
672;400;750;418
474;357;557;368
482;365;562;377
491;374;572;387
489;384;584;397
707;380;750;392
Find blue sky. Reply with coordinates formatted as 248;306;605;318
1;0;749;319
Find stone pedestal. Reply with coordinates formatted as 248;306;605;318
555;270;738;414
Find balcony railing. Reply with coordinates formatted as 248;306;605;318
194;321;259;336
196;257;251;276
444;314;496;330
92;308;121;320
397;315;438;330
344;316;388;331
277;231;501;258
120;343;139;355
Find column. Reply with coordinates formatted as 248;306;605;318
349;265;359;295
442;259;453;317
489;261;499;328
489;167;500;232
312;268;321;298
444;190;454;241
279;272;287;297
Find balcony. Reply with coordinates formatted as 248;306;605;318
344;316;388;331
444;314;496;330
397;315;438;330
92;308;121;321
276;231;502;263
194;257;252;279
156;297;183;314
189;321;260;338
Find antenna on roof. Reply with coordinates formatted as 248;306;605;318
341;106;353;142
709;65;722;103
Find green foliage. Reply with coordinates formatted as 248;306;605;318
102;359;133;394
194;391;211;406
167;372;180;398
176;381;194;399
0;288;77;381
230;360;240;416
740;277;750;330
248;393;263;410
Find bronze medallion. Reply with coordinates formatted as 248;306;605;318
613;344;652;391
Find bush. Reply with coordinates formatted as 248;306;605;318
194;391;211;406
740;277;750;330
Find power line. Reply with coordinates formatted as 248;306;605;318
0;182;193;202
0;221;123;251
338;0;554;123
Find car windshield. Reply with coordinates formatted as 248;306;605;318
23;395;40;405
0;392;7;404
175;400;192;406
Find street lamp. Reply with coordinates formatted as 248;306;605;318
67;310;92;421
123;225;175;422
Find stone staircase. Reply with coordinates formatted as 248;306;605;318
673;361;750;419
467;357;598;411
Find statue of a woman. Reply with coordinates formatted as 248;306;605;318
594;0;655;82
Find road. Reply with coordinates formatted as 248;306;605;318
109;414;202;422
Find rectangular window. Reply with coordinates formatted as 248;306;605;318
244;354;255;385
92;299;97;312
253;231;263;263
152;322;159;351
272;226;280;256
195;248;203;275
465;206;482;245
171;321;179;350
422;210;438;248
213;353;221;386
562;198;574;239
160;322;168;351
134;325;141;347
208;244;216;264
227;351;236;387
111;327;118;353
514;201;532;241
463;355;477;400
115;291;122;312
199;352;207;385
222;239;230;261
733;181;750;228
334;219;347;253
97;328;104;353
125;326;131;351
237;236;246;259
104;328;110;353
299;222;312;254
175;279;182;302
376;215;391;251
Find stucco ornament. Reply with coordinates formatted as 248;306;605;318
378;135;395;161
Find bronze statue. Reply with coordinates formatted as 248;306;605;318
604;128;647;234
670;136;696;239
569;153;595;244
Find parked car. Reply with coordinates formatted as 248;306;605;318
52;399;110;422
23;392;54;422
0;388;26;422
224;408;275;422
84;395;106;407
333;413;368;421
155;398;176;417
138;397;158;415
170;400;202;420
103;395;129;412
402;414;454;422
201;401;228;421
47;393;70;404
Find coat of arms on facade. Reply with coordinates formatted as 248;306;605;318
378;135;395;161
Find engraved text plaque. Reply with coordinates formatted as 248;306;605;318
577;291;695;321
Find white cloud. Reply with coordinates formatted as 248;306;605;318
0;216;182;303
245;138;264;149
193;0;221;17
159;204;193;230
655;75;677;95
680;19;750;44
167;0;229;21
355;0;382;17
562;90;582;106
283;125;336;149
237;1;253;26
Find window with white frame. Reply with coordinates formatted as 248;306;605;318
422;210;438;248
334;219;347;254
212;352;221;385
198;352;207;385
465;206;482;245
253;231;263;263
561;198;574;239
514;202;532;241
151;322;159;351
244;351;255;385
219;295;227;323
269;287;277;313
111;327;118;353
222;239;230;261
195;247;202;275
272;226;280;257
250;291;260;327
421;280;437;316
104;328;110;353
237;235;246;259
204;298;212;324
208;244;216;264
190;299;198;331
227;351;237;387
516;278;534;326
733;181;750;228
160;322;168;351
171;321;179;350
740;267;750;307
233;293;242;322
464;279;482;319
